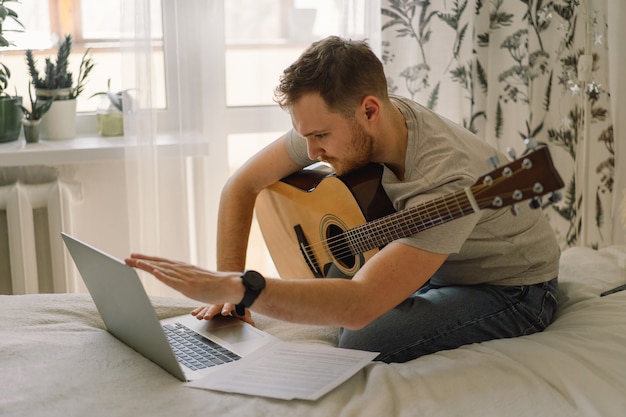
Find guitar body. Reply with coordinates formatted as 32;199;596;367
255;163;394;279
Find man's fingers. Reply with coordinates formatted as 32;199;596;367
128;253;190;269
129;253;172;262
221;303;234;316
128;259;179;282
191;304;222;320
190;303;255;326
230;304;256;326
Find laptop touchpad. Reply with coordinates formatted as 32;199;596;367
203;316;264;344
210;325;263;344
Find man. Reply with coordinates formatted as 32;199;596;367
126;36;560;363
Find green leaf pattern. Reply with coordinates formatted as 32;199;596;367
381;0;614;249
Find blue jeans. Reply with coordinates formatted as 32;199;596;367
338;278;559;363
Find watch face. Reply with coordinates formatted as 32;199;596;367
243;270;266;291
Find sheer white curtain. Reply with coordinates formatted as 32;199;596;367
121;0;227;296
120;0;381;296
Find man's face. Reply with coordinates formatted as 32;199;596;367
291;93;374;176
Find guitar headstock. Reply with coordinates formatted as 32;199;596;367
472;146;564;211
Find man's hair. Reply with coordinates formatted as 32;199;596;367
274;36;389;117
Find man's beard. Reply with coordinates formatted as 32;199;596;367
323;120;374;176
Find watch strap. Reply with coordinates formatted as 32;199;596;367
234;270;265;316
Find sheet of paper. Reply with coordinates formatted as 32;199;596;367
186;341;378;401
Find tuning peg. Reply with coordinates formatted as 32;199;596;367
506;147;517;160
487;155;500;169
548;192;562;204
524;137;538;151
528;196;543;209
510;204;521;216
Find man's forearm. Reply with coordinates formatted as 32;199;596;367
215;181;257;272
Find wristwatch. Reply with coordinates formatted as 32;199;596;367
235;270;266;316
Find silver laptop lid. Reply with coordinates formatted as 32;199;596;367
61;232;187;381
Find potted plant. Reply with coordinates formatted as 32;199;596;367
90;79;127;136
0;0;24;143
19;84;55;143
25;34;94;140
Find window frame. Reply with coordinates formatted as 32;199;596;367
12;0;379;139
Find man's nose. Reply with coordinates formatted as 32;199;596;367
306;138;323;161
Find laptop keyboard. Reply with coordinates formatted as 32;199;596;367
163;322;241;370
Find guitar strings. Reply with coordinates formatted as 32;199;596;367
299;165;536;266
300;189;472;262
300;197;469;263
347;191;470;252
303;182;535;264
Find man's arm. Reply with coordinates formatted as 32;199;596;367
193;133;305;321
248;241;448;329
127;240;448;330
216;133;303;272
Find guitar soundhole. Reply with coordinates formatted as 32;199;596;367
326;224;356;269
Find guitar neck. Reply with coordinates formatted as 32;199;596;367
345;189;474;254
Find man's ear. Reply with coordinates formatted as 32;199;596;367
361;96;380;122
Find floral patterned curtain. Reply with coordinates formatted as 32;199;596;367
380;0;619;249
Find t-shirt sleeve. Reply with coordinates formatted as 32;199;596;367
285;129;316;166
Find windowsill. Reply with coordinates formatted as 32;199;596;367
0;133;209;167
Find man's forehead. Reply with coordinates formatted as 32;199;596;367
291;96;348;136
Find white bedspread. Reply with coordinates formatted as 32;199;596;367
2;246;625;417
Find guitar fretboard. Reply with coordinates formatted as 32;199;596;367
344;189;474;254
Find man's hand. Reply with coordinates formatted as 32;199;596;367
191;303;256;326
125;254;249;322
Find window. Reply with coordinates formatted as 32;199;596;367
224;0;374;106
3;0;378;136
220;0;379;164
4;0;164;115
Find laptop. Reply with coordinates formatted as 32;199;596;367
61;232;277;382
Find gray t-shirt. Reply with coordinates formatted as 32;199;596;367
285;95;560;286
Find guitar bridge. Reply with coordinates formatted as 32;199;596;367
293;225;323;278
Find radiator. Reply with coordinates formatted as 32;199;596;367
0;180;81;294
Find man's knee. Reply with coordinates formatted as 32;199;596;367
338;327;378;351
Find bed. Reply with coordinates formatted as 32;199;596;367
2;245;625;417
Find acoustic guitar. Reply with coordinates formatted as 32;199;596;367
254;146;564;279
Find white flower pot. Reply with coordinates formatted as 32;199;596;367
40;99;77;141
